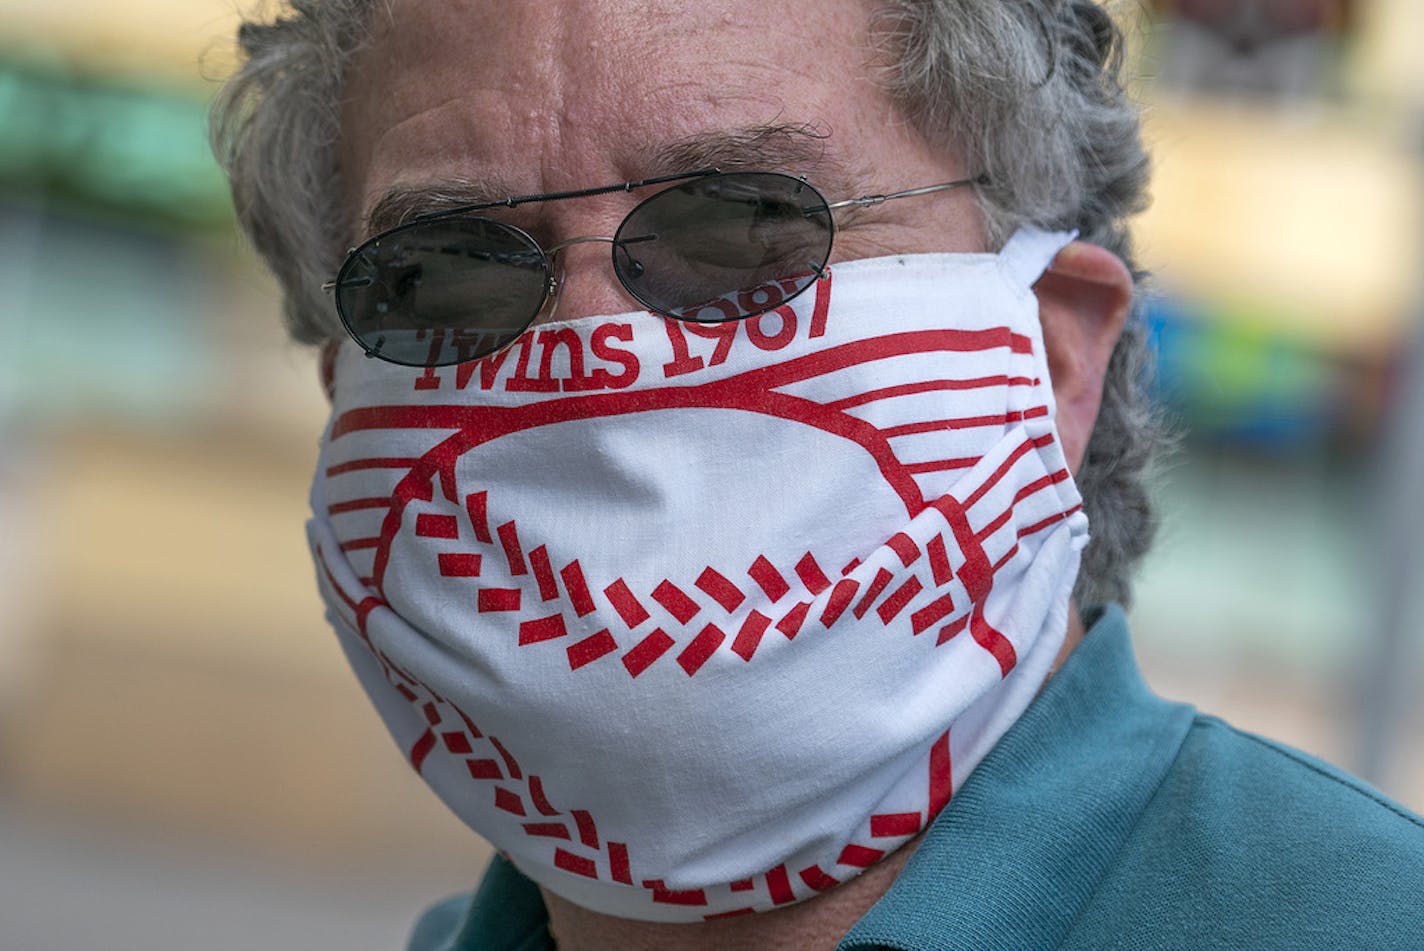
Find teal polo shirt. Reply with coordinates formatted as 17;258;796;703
410;606;1424;950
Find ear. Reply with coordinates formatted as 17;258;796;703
1032;241;1134;474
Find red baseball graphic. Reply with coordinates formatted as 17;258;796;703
311;245;1085;919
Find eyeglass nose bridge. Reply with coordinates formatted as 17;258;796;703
541;232;657;311
540;235;612;318
544;233;617;255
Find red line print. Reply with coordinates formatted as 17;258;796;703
838;844;885;867
494;787;526;815
677;624;726;675
455;706;482;740
572;810;599;849
529;545;560;601
747;555;791;602
478;588;521;613
928;728;953;816
731;611;772;661
529;776;560;816
605;579;651;629
415;514;459;539
518;614;568;645
937;614;970;646
467;759;503;780
608;842;632;884
881;405;1049;438
905;457;978;476
911;592;957;636
567;630;618;670
438;553;482;577
775;601;811;640
554;848;598;879
870;812;921;837
766;865;796;906
522;822;571;840
969;607;1017;677
794;553;832;595
695;567;746;613
1012;467;1072;507
826;376;1038;412
1018;504;1083;540
497;521;528;575
405;475;435;505
408;729;437;774
962;434;1055;510
622;629;675;677
489;736;522;780
340;537;380;552
645;882;708;907
876;576;923;624
465;491;492;543
798;865;839;893
853;568;894;620
652;580;701;625
975;469;1072;544
930;496;992;604
561;561;597;617
974;506;1015;545
886;533;921;568
810;267;831;336
820;578;860;628
325;456;416;478
327;496;391;515
928;535;953;586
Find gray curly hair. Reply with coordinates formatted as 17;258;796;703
211;0;1163;608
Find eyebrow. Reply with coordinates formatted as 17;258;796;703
641;122;834;179
364;176;519;237
360;122;846;237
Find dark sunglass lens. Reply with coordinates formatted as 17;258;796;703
334;218;548;367
612;172;833;323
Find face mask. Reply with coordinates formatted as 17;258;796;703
308;228;1086;922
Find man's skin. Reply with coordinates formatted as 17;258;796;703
338;0;1133;946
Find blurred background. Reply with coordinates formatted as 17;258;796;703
0;0;1421;947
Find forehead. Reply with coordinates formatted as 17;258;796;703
340;0;905;222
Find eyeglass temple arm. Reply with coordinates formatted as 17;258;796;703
825;174;988;211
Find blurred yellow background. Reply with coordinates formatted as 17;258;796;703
1;1;1422;948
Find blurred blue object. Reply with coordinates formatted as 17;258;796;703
0;57;229;229
0;203;220;428
1144;293;1344;451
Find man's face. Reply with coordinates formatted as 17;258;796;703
339;0;988;324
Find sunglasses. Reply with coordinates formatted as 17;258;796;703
326;168;984;368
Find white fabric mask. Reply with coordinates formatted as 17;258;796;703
308;228;1086;922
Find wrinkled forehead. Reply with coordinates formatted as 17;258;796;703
338;0;900;220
